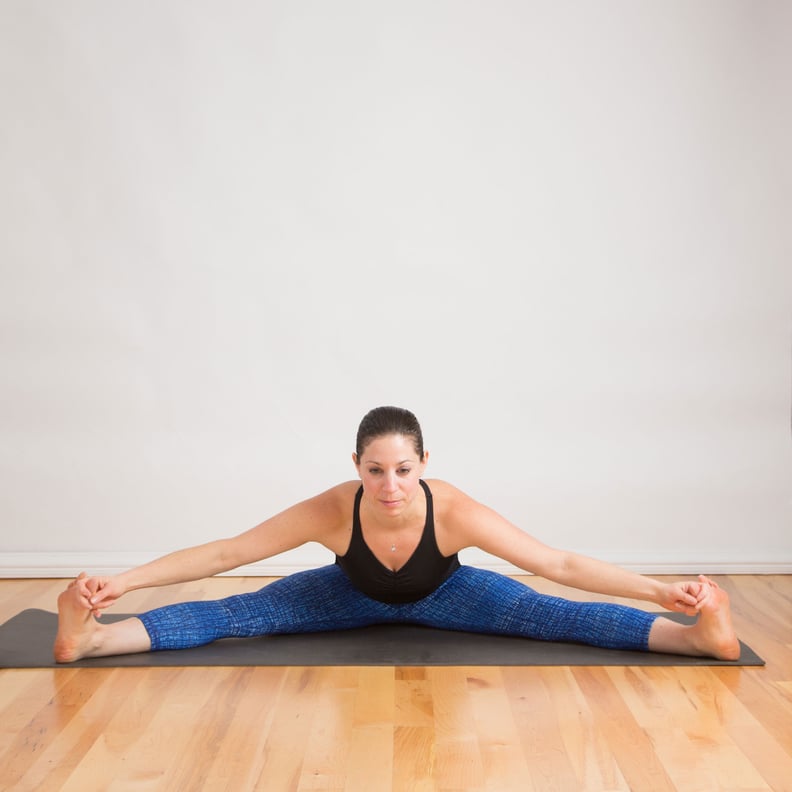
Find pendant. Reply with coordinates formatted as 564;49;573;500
390;543;396;552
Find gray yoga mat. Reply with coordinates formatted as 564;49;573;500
0;609;764;668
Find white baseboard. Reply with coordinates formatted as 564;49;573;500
1;551;790;578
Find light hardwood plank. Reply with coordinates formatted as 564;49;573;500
1;574;790;791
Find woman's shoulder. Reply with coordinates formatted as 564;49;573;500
422;479;498;552
281;480;359;539
308;480;360;510
422;478;475;508
423;478;501;526
423;478;465;492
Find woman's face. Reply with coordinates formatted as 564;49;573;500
354;433;428;516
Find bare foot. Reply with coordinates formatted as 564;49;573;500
53;574;102;663
692;575;741;661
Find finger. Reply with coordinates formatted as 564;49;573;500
695;585;713;609
676;584;698;606
76;580;96;606
682;589;698;605
64;573;93;609
90;590;115;609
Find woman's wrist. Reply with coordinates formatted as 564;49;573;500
115;569;138;594
645;577;665;605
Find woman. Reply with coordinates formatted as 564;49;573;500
54;406;740;662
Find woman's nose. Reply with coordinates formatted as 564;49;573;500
382;473;398;492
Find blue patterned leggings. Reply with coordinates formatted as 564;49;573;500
137;565;657;652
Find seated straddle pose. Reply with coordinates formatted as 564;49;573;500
54;406;740;663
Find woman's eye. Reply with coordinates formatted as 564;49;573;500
399;468;411;475
368;469;381;475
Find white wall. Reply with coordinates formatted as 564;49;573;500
1;1;790;576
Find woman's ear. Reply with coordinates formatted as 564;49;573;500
352;452;360;469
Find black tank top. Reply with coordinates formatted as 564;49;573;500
335;479;461;604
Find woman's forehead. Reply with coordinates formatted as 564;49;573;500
360;434;420;459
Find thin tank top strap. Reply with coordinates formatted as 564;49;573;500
419;479;433;527
353;485;364;533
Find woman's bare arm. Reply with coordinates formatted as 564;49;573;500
86;484;351;610
432;480;703;614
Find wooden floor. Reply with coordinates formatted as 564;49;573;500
0;574;790;791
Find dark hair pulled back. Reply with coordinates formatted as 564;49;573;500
355;406;424;460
